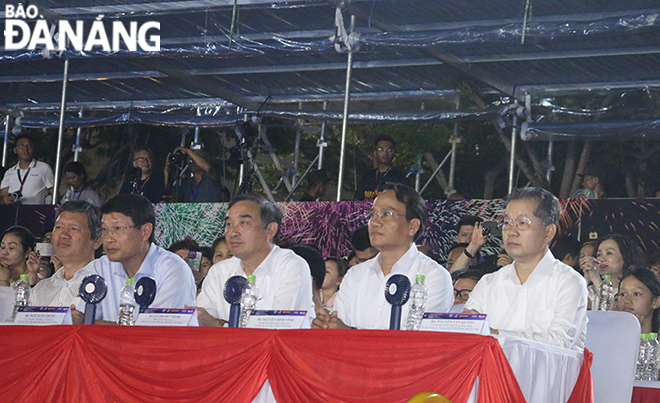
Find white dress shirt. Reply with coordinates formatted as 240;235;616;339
196;245;313;323
0;160;54;204
30;261;95;310
93;243;197;323
465;249;588;351
334;243;454;330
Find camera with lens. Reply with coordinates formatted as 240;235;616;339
10;190;22;201
168;151;187;165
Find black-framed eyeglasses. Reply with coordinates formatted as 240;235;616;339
454;288;472;301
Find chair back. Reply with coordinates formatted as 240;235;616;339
586;311;640;403
0;286;14;322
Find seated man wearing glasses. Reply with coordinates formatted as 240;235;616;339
354;135;408;201
313;183;453;330
71;194;197;324
464;187;588;351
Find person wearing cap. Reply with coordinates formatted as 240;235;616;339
312;183;452;330
299;169;328;201
572;165;606;199
167;147;230;202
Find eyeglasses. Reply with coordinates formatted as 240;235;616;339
100;225;139;238
365;210;405;221
16;143;34;149
498;218;545;231
454;289;472;301
133;157;150;162
377;147;394;152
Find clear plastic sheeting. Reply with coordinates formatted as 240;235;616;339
17;108;500;129
262;108;500;123
520;119;660;141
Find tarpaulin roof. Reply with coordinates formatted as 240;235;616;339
0;0;659;123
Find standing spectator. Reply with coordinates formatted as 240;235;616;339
0;135;54;205
60;162;103;206
572;165;606;198
299;169;329;202
354;135;408;201
119;147;165;203
167;147;230;203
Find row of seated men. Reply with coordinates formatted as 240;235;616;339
7;183;655;354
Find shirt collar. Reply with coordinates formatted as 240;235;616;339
370;242;417;277
251;244;277;276
507;248;555;284
110;243;157;279
13;159;36;170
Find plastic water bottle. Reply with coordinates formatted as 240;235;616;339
239;275;259;328
118;278;137;326
645;333;659;381
636;334;647;380
405;275;427;331
597;274;614;311
11;274;30;321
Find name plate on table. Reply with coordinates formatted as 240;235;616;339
13;306;72;325
134;308;195;327
419;312;489;335
246;310;307;329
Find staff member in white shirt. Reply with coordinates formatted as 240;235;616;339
464;187;588;351
313;183;453;330
0;135;54;205
195;193;313;327
31;201;102;308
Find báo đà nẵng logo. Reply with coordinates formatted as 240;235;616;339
4;4;160;52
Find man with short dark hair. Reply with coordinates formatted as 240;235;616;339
31;201;102;308
195;193;312;327
348;225;378;267
167;147;230;202
72;194;196;324
0;135;54;205
456;215;484;244
572;165;606;199
313;183;452;329
299;169;328;202
464;187;588;351
354;134;408;201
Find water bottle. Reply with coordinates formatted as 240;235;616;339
118;278;137;326
646;333;659;381
636;334;647;380
597;274;614;311
239;275;259;328
405;275;427;331
11;274;30;321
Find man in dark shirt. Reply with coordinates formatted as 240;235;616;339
299;169;328;202
169;147;229;203
119;148;165;204
354;134;408;201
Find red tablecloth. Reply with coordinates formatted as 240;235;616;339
0;326;591;403
632;384;660;403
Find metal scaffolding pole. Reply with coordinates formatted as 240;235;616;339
53;58;70;205
73;108;83;161
508;113;518;195
2;116;8;167
336;15;355;201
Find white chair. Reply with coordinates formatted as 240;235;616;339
586;311;641;403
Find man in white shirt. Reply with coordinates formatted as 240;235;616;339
71;194;196;324
31;201;102;308
313;183;453;330
464;187;588;351
0;135;54;205
195;193;313;327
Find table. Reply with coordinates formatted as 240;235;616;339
0;326;591;403
632;380;660;403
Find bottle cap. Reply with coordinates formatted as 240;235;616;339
247;275;256;282
415;274;425;282
19;274;29;281
125;278;135;286
602;275;611;280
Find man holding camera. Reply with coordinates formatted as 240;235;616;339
166;147;229;202
0;135;54;205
